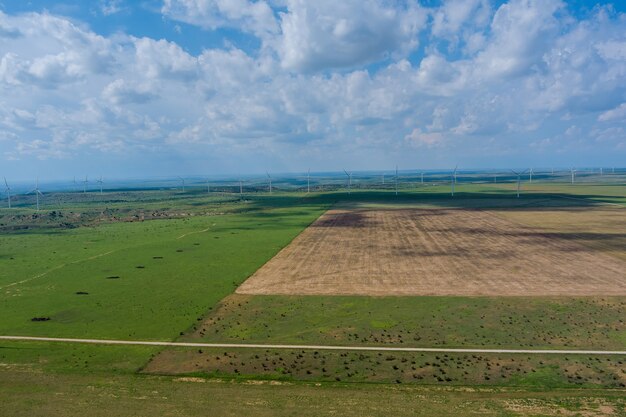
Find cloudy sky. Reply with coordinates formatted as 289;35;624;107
0;0;625;180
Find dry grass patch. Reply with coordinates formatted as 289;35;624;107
237;208;626;296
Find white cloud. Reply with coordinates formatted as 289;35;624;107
277;0;426;71
0;2;625;169
100;0;125;16
103;79;158;104
598;103;626;122
161;0;278;38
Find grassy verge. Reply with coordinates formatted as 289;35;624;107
2;369;625;417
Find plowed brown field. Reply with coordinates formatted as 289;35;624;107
236;208;626;296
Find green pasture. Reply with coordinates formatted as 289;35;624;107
0;183;625;413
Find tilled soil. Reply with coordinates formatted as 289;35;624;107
236;208;626;296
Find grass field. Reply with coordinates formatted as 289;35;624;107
4;370;626;417
1;183;625;415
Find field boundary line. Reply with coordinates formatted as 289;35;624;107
1;336;625;355
0;250;116;291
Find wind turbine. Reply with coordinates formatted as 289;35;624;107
73;176;78;192
343;170;352;195
178;176;185;192
600;167;603;176
511;169;528;198
97;176;103;194
451;165;458;197
239;177;243;195
395;165;398;196
382;173;385;185
4;177;11;208
82;176;88;194
266;171;272;194
307;169;311;193
421;172;424;184
570;167;577;184
30;178;43;210
205;177;210;193
529;168;533;183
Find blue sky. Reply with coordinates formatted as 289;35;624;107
0;0;625;181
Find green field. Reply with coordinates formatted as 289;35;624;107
1;183;625;415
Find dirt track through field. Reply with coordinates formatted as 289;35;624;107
237;208;626;296
2;336;625;355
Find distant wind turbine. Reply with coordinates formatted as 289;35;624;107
511;169;528;198
205;177;210;193
30;178;43;210
97;176;104;194
307;169;311;193
529;168;533;183
266;171;272;194
343;170;352;195
570;167;577;184
395;166;398;196
451;165;458;197
178;176;185;192
4;177;11;208
83;176;88;194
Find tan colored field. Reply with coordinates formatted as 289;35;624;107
237;207;626;296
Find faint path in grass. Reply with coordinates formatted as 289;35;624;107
1;336;625;356
2;222;214;290
176;226;212;240
0;250;116;291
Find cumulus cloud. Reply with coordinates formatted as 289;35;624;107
161;0;278;38
277;0;426;71
0;2;625;168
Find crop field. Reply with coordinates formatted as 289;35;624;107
1;184;625;416
237;206;626;296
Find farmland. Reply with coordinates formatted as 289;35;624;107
1;181;625;416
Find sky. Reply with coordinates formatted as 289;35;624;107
0;0;625;181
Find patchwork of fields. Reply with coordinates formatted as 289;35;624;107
1;185;625;416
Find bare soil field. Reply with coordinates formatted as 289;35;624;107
236;208;626;296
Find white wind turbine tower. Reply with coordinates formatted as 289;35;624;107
570;167;577;184
83;176;89;194
511;169;527;198
178;176;185;192
73;176;78;192
451;165;458;197
239;177;243;195
529;168;533;183
205;177;210;193
395;165;399;196
343;170;352;195
382;173;385;185
421;172;424;184
266;171;272;194
4;177;11;208
97;176;104;194
30;178;43;210
600;167;603;176
307;169;311;193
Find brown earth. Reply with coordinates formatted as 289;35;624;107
236;208;626;296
